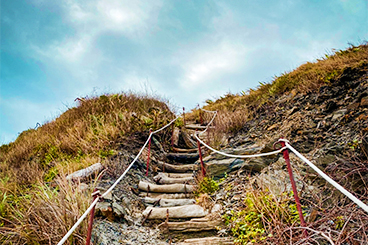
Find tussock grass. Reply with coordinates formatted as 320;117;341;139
0;92;174;244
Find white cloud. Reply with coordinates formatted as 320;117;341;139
179;41;248;90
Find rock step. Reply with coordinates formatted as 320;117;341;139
139;193;194;199
166;152;199;163
153;174;194;184
142;205;207;219
158;217;222;232
142;197;196;207
139;181;195;193
157;161;198;173
177;237;234;245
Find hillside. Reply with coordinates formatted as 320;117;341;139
0;43;367;244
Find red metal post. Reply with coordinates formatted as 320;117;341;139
86;191;99;245
280;140;308;237
146;129;153;177
196;131;206;177
183;107;186;126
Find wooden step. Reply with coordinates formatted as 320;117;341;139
158;217;223;232
166;152;199;163
185;124;208;130
153;174;194;184
159;172;194;178
142;205;207;219
142;197;196;207
157;161;198;173
177;237;234;244
139;193;194;199
172;147;198;153
139;181;195;193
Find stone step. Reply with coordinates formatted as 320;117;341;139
158;217;222;232
177;237;234;244
157;161;198;173
166;152;199;163
141;197;196;207
153;173;194;184
139;181;195;193
139;193;194;199
142;205;207;219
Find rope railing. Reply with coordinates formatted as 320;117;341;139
57;116;179;245
58;106;368;244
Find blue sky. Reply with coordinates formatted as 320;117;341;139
1;0;367;144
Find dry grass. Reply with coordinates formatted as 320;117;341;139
0;92;174;244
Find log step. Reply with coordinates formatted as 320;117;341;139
177;237;234;244
142;205;207;219
158;217;222;232
185;124;208;130
139;181;195;193
166;153;199;163
172;147;198;153
142;197;196;207
139;193;194;199
153;173;194;184
157;161;198;173
159;173;194;178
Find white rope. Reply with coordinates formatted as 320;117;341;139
194;133;286;158
284;141;368;213
201;108;217;113
152;116;180;134
200;111;218;134
57;197;100;245
58;116;178;244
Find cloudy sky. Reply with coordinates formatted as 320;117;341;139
1;0;367;144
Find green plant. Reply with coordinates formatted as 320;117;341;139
195;177;219;195
223;190;306;244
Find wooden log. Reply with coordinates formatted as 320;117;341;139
181;129;198;148
139;193;194;199
173;147;198;153
156;161;198;173
172;127;180;147
66;162;103;181
158;218;223;232
166;152;199;163
142;205;207;219
185;124;207;130
159;173;194;178
142;197;196;207
153;174;194;184
139;181;195;193
177;237;234;245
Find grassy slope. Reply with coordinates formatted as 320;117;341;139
0;93;174;244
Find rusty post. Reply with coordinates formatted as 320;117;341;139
146;129;153;177
85;190;100;245
280;139;308;237
183;107;186;126
196;130;206;177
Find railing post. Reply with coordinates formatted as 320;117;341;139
146;129;153;177
196;130;206;177
280;139;308;237
85;190;100;245
183;107;186;126
171;124;174;149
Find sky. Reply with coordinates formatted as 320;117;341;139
1;0;367;144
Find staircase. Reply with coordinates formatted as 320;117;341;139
138;124;234;244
